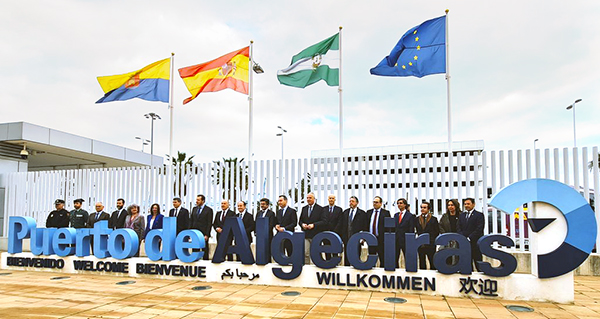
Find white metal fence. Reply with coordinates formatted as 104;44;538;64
2;147;598;251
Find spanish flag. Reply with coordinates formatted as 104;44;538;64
178;47;249;105
96;58;170;104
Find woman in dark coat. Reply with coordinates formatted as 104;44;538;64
439;199;461;265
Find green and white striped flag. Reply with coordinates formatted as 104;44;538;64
277;33;339;88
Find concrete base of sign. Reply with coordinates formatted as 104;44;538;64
1;252;574;303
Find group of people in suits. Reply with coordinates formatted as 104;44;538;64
46;194;485;270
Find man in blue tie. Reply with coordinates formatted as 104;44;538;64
340;196;367;266
299;192;325;264
367;196;391;267
275;195;297;257
457;198;484;271
87;202;110;253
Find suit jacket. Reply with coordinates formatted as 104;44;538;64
256;209;276;238
169;207;190;235
190;205;213;238
110;208;128;229
239;211;256;243
87;211;110;228
298;204;326;239
213;209;235;241
457;210;484;243
366;208;391;243
339;207;367;243
415;213;440;245
323;205;344;235
276;207;297;232
144;213;164;238
394;211;415;247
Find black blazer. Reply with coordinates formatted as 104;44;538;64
366;208;391;242
213;209;235;240
323;205;344;235
394;211;415;247
169;207;190;235
256;209;276;238
415;214;440;245
457;210;484;243
240;211;256;243
191;205;213;238
339;207;367;243
298;204;326;239
87;211;110;228
110;208;128;229
276;207;297;232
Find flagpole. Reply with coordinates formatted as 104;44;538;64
249;41;254;164
169;52;175;164
445;9;454;197
338;26;343;200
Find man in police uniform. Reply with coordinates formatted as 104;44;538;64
46;199;70;228
70;198;89;228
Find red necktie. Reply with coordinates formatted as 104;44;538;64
398;212;403;224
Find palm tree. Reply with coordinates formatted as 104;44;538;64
212;157;249;203
588;153;600;171
163;151;197;197
288;173;312;204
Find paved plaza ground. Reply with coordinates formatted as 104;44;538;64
0;270;599;318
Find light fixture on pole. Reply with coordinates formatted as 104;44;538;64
135;136;151;152
144;112;161;155
566;99;582;148
277;126;287;192
534;138;539;150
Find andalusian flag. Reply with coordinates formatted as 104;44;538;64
96;58;170;103
178;47;249;105
277;33;339;88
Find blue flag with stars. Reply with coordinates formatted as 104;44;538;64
370;15;446;78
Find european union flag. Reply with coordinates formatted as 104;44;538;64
370;16;446;78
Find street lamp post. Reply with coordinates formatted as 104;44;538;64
144;113;161;165
277;126;287;193
534;138;538;150
566;99;582;148
135;136;151;152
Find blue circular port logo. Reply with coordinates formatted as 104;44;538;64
489;179;597;279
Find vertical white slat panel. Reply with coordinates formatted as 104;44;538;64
365;155;371;206
582;148;589;202
425;154;431;213
284;159;292;209
553;149;560;181
592;146;599;250
259;160;265;203
290;158;296;205
357;156;363;207
544;149;551;178
379;154;385;205
573;148;580;194
507;150;517;249
272;159;277;201
343;156;348;206
386;154;392;209
465;152;472;199
393;154;399;205
315;158;321;206
408;155;414;208
401;154;407;202
432;154;438;214
490;151;498;235
297;158;303;206
481;152;489;235
241;160;246;204
449;150;454;198
474;152;481;208
441;153;446;213
563;148;570;186
456;152;462;201
515;151;524;252
305;158;310;206
416;155;422;207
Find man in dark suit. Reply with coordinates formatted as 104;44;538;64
415;202;439;270
275;195;297;257
236;201;255;244
323;194;344;260
457;197;485;271
87;202;111;227
393;198;415;268
109;198;128;229
256;198;276;261
169;197;190;235
339;196;367;266
299;192;326;264
214;200;235;261
190;194;213;260
88;202;111;253
367;196;391;267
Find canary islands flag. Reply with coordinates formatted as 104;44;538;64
96;58;170;103
370;16;445;78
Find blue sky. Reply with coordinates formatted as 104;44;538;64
1;0;599;163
